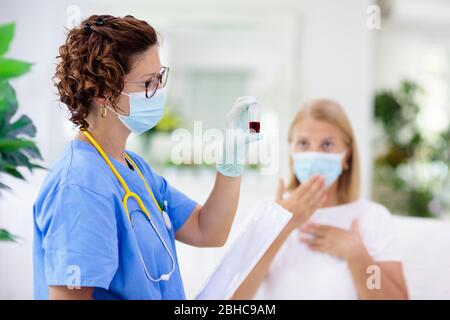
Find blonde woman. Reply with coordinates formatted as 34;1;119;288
233;99;408;300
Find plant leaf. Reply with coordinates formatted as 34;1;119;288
0;228;18;242
0;138;35;152
0;139;42;161
21;142;42;160
1;151;45;170
0;181;11;191
0;57;32;80
8;115;37;138
0;23;15;56
3;166;25;180
0;81;18;122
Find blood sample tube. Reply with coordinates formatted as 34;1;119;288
248;103;261;133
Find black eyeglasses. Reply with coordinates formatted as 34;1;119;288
125;66;169;98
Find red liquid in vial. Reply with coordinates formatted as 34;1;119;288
249;121;260;133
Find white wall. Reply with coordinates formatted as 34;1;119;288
294;0;375;197
375;2;450;135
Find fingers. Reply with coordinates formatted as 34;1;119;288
300;177;326;203
299;234;331;255
291;176;326;213
299;234;325;247
302;186;326;210
285;176;326;225
291;175;323;199
275;178;286;202
305;244;323;252
299;226;331;253
228;96;258;118
226;96;258;130
235;96;258;107
300;223;333;238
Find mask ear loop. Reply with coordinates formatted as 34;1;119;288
104;104;121;116
102;93;131;117
100;94;121;117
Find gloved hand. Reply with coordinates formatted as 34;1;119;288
216;96;262;177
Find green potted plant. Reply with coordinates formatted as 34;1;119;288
0;22;43;241
372;80;450;217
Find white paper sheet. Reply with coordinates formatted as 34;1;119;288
195;201;292;300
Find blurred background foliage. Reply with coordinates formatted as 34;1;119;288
0;22;42;241
372;80;450;217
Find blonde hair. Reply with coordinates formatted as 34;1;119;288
287;99;361;204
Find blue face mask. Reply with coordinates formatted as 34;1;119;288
292;151;346;188
108;88;167;135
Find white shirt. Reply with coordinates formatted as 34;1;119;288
256;198;401;300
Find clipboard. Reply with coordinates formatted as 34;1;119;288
195;201;292;300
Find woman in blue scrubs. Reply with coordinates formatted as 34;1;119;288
33;15;259;300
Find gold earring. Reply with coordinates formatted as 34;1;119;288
100;105;108;118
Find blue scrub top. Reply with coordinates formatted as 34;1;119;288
33;140;197;300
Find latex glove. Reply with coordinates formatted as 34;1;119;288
216;96;262;177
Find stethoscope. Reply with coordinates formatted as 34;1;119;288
81;128;175;282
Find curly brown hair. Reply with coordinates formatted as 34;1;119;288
54;14;158;128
